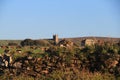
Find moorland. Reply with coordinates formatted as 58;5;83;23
0;36;120;80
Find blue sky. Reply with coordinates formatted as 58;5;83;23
0;0;120;39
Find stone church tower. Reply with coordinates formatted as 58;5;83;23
53;34;59;45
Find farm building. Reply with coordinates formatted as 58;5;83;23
81;39;96;46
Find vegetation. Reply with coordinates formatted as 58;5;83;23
0;38;120;80
20;39;51;46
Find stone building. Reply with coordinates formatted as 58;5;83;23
81;39;96;46
53;34;59;45
58;39;73;47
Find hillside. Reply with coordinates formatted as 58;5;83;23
0;40;21;46
0;37;120;46
65;37;120;45
0;36;120;80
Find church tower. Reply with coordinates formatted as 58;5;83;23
53;34;59;45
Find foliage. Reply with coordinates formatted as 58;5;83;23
8;42;18;46
21;39;51;46
0;42;120;79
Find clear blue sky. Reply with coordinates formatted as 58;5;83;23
0;0;120;39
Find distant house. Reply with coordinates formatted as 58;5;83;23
58;39;73;47
81;39;96;46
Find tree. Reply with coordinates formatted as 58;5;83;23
8;42;18;46
20;39;34;46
